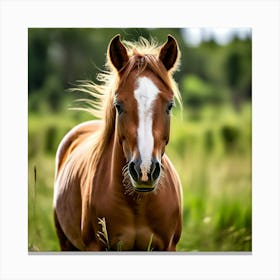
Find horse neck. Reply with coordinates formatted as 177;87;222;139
109;129;127;186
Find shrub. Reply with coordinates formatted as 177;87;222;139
220;124;240;152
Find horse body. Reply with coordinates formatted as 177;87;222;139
54;35;183;251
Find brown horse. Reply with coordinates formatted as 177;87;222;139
53;35;183;251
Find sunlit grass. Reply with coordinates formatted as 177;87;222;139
28;103;251;252
96;217;111;251
168;104;251;251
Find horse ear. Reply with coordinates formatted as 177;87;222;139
108;34;129;71
159;35;179;71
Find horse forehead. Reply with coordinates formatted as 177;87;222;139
134;76;159;108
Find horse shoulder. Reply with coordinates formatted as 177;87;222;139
161;154;183;249
162;154;183;207
55;120;103;176
53;119;103;250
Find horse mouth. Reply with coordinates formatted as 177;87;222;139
131;180;156;192
134;186;155;193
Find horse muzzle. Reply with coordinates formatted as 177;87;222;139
128;158;161;192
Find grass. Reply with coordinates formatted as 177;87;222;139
96;217;111;251
28;103;252;252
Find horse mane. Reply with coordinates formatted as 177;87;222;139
63;37;182;194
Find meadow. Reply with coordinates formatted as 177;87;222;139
28;103;252;252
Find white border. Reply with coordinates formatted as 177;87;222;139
1;0;279;279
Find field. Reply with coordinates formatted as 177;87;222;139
28;103;252;252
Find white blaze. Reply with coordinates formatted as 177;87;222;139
134;76;159;181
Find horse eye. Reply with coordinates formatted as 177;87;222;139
115;103;123;115
166;101;174;114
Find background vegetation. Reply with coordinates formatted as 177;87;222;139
28;28;252;252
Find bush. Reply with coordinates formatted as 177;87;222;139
204;129;214;153
44;126;58;154
220;124;240;152
181;75;228;109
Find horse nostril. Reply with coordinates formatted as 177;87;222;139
151;160;161;181
129;161;140;182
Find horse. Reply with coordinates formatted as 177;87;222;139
53;34;183;251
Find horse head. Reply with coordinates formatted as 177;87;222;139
108;35;180;192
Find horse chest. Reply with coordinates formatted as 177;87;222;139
94;195;175;251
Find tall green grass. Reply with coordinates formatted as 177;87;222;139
28;104;251;251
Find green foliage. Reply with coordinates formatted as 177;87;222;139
28;28;251;113
220;124;240;152
182;75;228;108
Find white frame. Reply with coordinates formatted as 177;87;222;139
1;0;279;279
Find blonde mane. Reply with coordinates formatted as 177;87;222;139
62;37;182;195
